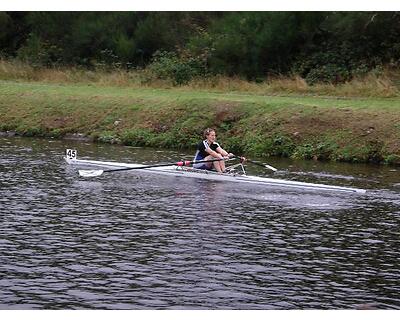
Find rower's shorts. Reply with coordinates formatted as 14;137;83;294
193;163;210;170
193;158;212;170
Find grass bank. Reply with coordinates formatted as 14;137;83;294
1;59;400;98
1;79;399;165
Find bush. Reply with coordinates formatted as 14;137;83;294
305;64;351;85
293;141;338;161
333;140;385;164
270;135;296;157
223;136;244;155
384;154;400;165
146;51;207;85
294;47;353;85
243;134;295;158
49;128;63;138
120;128;154;146
17;33;63;67
97;131;121;144
15;125;46;137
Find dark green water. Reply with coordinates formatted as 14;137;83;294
1;137;399;309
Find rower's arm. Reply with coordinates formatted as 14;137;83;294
206;147;224;159
216;146;231;157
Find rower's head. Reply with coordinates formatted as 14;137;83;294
203;128;216;142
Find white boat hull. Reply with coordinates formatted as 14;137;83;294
65;154;367;194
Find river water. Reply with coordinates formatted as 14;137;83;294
0;137;399;310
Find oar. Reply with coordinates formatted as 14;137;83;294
78;157;234;178
235;155;278;172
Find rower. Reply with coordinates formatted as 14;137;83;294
193;128;234;173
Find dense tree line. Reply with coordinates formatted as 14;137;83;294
1;12;399;84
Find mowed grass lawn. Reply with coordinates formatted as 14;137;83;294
1;80;400;109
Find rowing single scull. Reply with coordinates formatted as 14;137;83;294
65;149;366;194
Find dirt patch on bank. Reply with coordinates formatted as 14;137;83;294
280;107;400;153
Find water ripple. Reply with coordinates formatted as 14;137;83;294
1;137;399;309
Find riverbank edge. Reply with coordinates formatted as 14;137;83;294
1;81;399;166
1;127;399;167
1;120;399;167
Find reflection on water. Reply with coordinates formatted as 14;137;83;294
0;137;399;309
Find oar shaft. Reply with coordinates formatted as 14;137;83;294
235;155;278;172
102;156;233;173
247;159;267;167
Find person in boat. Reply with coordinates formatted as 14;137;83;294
193;128;234;173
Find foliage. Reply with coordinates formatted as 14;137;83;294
384;154;400;165
293;12;400;84
241;133;295;158
15;125;46;137
292;140;338;161
97;131;121;144
146;50;208;85
120;128;155;147
293;48;353;84
17;33;64;67
207;12;326;79
1;12;400;83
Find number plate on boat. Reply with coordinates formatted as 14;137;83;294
66;149;77;160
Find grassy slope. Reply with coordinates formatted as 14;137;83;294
1;80;399;164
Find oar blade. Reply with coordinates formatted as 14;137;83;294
265;164;278;172
79;169;104;177
243;157;278;172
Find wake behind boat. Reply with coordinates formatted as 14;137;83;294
64;149;367;194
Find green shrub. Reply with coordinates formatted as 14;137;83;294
0;123;15;132
16;125;46;137
17;33;63;67
305;64;351;85
146;51;207;85
292;143;315;160
97;131;121;144
364;140;384;164
271;135;296;157
147;131;176;148
243;134;295;158
334;141;384;164
223;136;244;155
294;46;354;85
293;141;338;161
49;128;63;138
336;145;361;163
384;154;400;165
120;128;154;146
